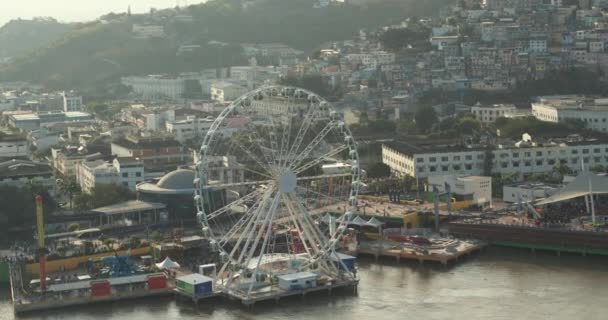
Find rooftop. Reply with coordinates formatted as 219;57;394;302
176;273;213;285
112;137;182;149
91;200;166;215
137;169;195;195
0;159;52;177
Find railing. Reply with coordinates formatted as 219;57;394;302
453;218;608;235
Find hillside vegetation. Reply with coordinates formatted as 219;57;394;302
0;18;74;60
0;0;452;97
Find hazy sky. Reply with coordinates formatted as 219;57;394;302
0;0;206;27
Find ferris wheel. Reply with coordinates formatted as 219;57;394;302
194;85;360;297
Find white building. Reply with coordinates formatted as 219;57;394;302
76;157;144;192
428;175;492;206
529;38;547;53
470;103;517;124
61;91;83;112
166;116;214;143
532;95;608;132
210;81;248;103
382;135;608;179
503;182;558;203
132;24;165;38
122;75;187;100
430;36;459;50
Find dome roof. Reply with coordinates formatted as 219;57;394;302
156;169;195;190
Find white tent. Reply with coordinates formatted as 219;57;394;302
155;257;181;270
348;216;370;226
536;173;608;205
367;217;385;228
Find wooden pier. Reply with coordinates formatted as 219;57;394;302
357;238;485;266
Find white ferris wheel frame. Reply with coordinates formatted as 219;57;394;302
193;85;361;293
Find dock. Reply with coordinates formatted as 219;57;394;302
224;279;358;306
13;288;173;314
357;238;485;265
173;288;221;304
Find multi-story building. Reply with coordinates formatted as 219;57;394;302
210;81;248;103
111;136;190;168
0;159;56;194
8;111;93;131
191;154;245;185
122;75;197;100
529;37;547;53
76;157;144;192
470;103;517;124
382;135;608;179
0;134;29;159
27;127;60;152
52;147;105;176
61;91;83;112
165;116;214;143
532;95;608;132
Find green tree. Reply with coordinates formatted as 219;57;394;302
74;192;94;210
58;176;80;209
0;185;56;239
367;162;391;179
183;79;203;99
414;105;438;134
128;236;141;249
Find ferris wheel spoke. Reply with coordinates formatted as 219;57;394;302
289;120;337;170
285;100;320;166
248;126;278;174
289;192;330;244
284;193;327;255
231;138;274;177
278;113;293;169
219;186;276;283
206;188;264;221
209;179;273;190
218;193;267;247
267;117;282;165
282;193;323;257
293;144;348;175
296;173;352;181
246;191;282;294
295;185;348;210
233;187;279;269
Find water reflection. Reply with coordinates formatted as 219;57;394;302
2;247;608;320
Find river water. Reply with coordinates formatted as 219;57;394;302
1;247;607;320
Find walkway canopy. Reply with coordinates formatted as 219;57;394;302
536;174;608;205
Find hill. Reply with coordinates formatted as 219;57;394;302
0;0;452;97
0;18;74;60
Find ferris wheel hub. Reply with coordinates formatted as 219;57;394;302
278;170;297;193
